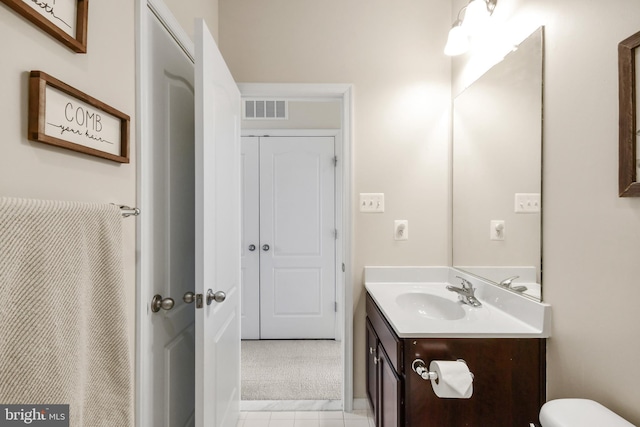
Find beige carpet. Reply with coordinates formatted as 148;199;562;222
241;340;341;401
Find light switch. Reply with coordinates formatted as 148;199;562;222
359;193;385;213
514;193;541;213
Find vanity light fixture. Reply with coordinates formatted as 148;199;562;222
444;0;498;56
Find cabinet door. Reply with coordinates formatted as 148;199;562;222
365;320;378;424
378;344;401;427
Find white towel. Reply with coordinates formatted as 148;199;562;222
0;198;133;427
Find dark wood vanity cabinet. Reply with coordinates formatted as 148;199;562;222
367;319;402;427
366;293;546;427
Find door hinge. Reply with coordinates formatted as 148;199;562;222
333;156;338;167
334;228;338;239
342;263;345;272
335;301;338;312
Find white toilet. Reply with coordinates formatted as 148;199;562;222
540;399;636;427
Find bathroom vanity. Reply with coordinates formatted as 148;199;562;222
364;267;551;427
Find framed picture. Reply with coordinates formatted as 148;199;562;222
0;0;88;53
618;30;640;197
28;71;130;163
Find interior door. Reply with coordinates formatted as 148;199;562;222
194;18;241;427
146;7;196;427
259;136;336;339
240;136;260;339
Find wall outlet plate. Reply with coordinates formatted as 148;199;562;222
490;220;505;240
394;220;408;240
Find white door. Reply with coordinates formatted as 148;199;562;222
241;137;260;339
194;18;241;427
259;136;336;339
146;8;196;427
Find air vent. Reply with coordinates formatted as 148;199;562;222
244;100;288;120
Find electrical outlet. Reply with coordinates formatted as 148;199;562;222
359;193;385;213
394;220;408;240
514;193;541;213
490;220;505;241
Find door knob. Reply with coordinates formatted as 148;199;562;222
206;289;226;305
183;291;195;304
262;244;270;251
248;244;256;251
183;290;226;308
151;294;175;312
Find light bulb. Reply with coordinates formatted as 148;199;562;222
444;25;469;56
463;0;490;34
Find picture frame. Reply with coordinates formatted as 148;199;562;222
0;0;88;53
28;71;130;164
618;30;640;197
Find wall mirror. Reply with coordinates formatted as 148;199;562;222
452;27;544;301
618;30;640;197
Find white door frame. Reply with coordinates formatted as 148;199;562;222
238;83;354;411
135;1;195;426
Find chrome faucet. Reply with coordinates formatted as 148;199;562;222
498;275;519;288
447;277;482;307
498;275;528;293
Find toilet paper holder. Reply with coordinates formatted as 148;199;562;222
412;358;473;381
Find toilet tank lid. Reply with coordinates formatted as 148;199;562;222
540;399;635;427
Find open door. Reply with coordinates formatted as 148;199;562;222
194;18;241;427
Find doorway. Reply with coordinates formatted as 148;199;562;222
236;84;353;409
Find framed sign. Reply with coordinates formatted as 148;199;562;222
618;30;640;196
0;0;88;53
28;71;130;163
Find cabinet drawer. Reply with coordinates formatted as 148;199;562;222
366;293;402;373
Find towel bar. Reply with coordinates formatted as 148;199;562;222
119;205;140;217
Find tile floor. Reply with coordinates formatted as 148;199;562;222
238;410;374;427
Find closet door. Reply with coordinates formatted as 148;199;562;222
259;136;336;339
240;137;260;339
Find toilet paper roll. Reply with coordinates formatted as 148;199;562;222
429;360;473;399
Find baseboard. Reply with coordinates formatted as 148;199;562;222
352;398;371;411
240;398;372;414
240;400;343;411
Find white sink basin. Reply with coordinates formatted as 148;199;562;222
365;278;550;338
395;292;465;320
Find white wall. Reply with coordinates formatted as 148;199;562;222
452;0;640;423
0;0;137;367
219;0;452;399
